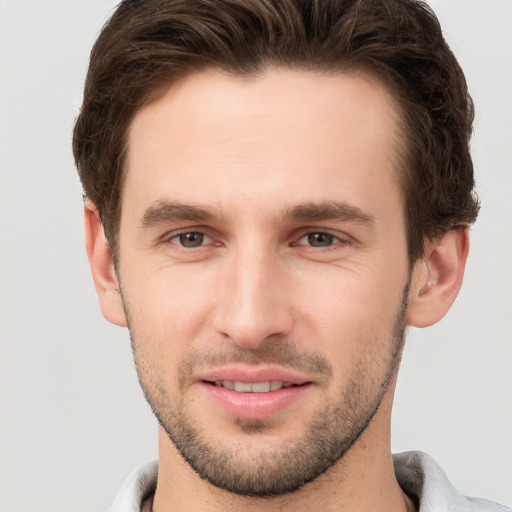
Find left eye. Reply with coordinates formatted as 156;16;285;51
170;232;212;248
297;232;339;247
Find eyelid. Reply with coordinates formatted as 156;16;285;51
157;226;352;250
161;227;217;247
293;228;352;246
172;231;212;244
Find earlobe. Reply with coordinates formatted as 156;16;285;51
84;202;128;327
407;229;469;328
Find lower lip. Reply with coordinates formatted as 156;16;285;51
201;382;312;421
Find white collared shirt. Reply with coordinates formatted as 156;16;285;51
108;451;511;512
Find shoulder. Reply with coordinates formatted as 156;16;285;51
393;451;510;512
107;459;158;512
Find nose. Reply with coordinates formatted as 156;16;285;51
213;245;294;349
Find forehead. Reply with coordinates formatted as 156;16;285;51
125;68;403;219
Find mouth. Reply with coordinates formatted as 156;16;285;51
198;369;314;421
207;380;298;393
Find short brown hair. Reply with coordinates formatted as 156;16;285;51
73;0;479;263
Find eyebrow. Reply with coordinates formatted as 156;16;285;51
284;201;376;225
141;200;217;227
140;199;375;228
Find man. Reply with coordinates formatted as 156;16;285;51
72;0;510;511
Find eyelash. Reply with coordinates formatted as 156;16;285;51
166;230;214;249
163;229;350;251
294;231;350;250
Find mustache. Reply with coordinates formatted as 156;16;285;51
180;340;334;381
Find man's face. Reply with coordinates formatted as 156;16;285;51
117;69;411;495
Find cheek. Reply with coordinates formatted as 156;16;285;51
291;265;406;365
123;264;217;362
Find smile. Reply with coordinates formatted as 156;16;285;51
212;380;295;393
202;379;312;421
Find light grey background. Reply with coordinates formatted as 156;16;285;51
0;1;510;511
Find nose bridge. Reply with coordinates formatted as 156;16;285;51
214;239;292;348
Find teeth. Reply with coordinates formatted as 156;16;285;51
213;380;294;393
251;382;271;393
234;381;252;392
270;381;283;391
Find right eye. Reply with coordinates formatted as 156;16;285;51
297;232;338;248
169;231;212;248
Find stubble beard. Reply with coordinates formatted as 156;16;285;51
125;283;410;498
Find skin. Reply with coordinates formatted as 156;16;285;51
85;69;469;512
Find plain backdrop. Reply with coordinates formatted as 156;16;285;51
0;1;511;511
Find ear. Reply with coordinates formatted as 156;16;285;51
407;229;469;328
84;202;128;327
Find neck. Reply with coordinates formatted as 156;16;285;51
152;389;415;512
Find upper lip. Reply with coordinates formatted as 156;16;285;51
197;365;312;385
